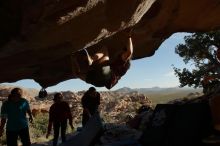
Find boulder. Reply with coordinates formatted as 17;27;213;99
140;100;212;146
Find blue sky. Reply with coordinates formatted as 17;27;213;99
2;32;192;92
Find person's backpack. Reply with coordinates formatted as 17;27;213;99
38;88;47;99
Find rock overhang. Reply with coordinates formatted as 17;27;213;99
1;0;220;88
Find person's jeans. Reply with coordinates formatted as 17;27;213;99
82;110;90;127
53;120;67;146
6;127;31;146
82;109;99;127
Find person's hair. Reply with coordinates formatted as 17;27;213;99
53;92;63;101
11;88;22;96
84;87;96;97
88;87;96;92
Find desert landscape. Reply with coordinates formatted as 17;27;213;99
0;85;204;146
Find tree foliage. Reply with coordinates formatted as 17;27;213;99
173;31;220;94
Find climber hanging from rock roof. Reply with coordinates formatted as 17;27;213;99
71;31;133;89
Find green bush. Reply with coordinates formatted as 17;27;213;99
0;133;7;146
30;113;49;141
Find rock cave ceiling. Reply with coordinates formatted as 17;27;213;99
1;0;220;88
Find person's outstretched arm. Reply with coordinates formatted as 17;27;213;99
46;121;52;138
121;36;133;62
66;103;74;130
27;109;33;123
46;107;53;138
84;49;93;66
25;100;33;123
71;49;93;76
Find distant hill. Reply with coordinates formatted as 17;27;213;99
0;84;203;104
115;86;202;94
115;87;203;104
114;87;133;93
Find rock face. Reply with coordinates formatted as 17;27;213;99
0;85;38;101
30;90;153;125
1;0;220;87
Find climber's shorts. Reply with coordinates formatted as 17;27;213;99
86;65;112;87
